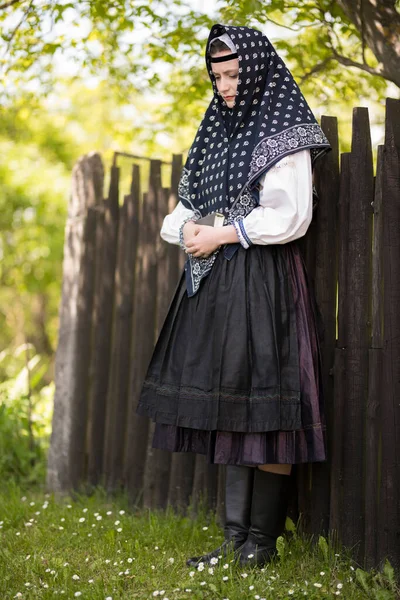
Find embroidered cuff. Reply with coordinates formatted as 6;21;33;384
179;216;197;253
233;219;253;249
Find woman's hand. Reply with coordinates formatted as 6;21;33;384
182;220;201;246
185;225;222;258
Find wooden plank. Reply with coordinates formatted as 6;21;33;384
104;164;141;491
69;205;97;490
336;153;351;350
296;464;312;533
125;161;161;505
143;187;173;510
364;145;384;568
163;154;198;511
329;152;350;538
192;454;209;514
216;465;226;526
379;98;400;569
168;453;196;511
142;158;186;510
306;116;339;534
371;146;384;350
168;154;187;273
169;154;186;276
87;166;120;487
47;153;104;493
330;347;346;541
365;349;381;567
341;107;374;559
191;454;219;514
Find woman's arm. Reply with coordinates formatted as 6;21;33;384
160;201;197;245
231;148;312;249
184;149;312;257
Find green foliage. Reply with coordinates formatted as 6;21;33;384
276;534;286;560
0;482;398;598
318;535;329;562
355;562;398;599
0;0;394;112
0;122;69;353
0;79;194;357
0;344;52;486
285;515;297;534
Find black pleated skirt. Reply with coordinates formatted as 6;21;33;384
136;242;326;465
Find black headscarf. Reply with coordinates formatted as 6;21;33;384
178;23;331;217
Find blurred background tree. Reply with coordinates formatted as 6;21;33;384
0;0;398;484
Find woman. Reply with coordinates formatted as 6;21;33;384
136;23;330;568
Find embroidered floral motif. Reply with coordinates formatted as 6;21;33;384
227;189;257;221
178;167;191;203
187;252;220;296
249;123;329;185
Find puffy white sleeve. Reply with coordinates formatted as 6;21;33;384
233;149;313;248
160;201;196;245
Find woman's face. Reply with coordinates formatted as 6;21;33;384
211;51;239;109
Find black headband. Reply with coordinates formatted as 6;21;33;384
210;52;238;63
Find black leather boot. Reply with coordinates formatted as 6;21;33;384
186;465;254;567
238;468;290;567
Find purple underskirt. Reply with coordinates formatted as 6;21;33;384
152;243;326;465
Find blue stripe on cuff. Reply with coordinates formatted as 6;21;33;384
239;219;253;248
233;220;250;249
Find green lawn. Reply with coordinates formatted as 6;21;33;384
0;481;397;599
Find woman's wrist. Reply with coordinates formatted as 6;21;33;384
179;217;197;251
183;220;196;235
216;224;240;245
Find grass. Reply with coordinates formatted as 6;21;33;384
0;481;398;600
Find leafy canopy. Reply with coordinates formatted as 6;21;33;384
0;0;393;110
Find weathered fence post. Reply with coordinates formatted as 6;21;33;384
104;165;140;491
125;160;161;505
364;144;384;568
47;152;104;492
192;454;219;514
379;98;400;569
341;108;374;559
160;154;201;513
87;165;120;487
296;117;339;534
306;116;339;534
330;152;351;541
142;186;175;510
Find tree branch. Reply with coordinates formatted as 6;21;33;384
332;49;387;79
336;0;400;87
0;0;22;10
2;0;33;61
320;12;391;83
265;15;302;32
300;57;333;84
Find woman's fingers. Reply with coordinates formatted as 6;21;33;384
191;249;208;258
185;239;198;250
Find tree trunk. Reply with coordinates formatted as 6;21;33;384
337;0;400;87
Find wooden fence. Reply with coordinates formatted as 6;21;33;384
47;98;400;570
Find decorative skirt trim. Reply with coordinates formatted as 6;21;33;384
137;379;302;433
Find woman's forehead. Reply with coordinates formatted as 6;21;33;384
211;54;239;74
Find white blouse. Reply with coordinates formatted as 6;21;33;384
160;149;312;247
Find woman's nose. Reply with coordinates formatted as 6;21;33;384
219;78;230;92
